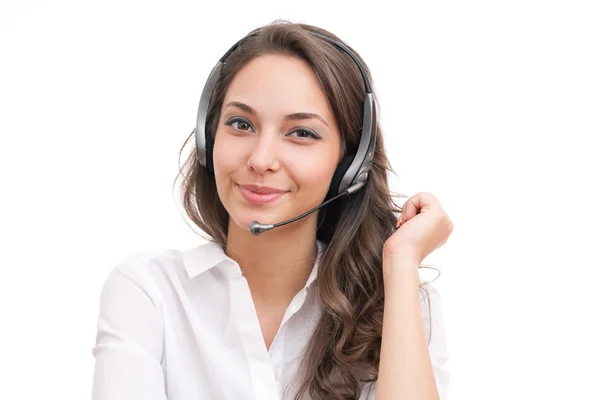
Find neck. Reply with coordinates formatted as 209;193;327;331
225;215;319;304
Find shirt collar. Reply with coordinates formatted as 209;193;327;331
183;239;327;287
182;240;232;279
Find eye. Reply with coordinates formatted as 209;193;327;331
225;117;254;132
287;128;321;140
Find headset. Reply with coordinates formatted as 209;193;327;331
193;29;377;235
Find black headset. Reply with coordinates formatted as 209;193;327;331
193;30;377;201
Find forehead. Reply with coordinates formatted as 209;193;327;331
223;54;336;122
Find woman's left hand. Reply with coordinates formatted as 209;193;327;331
383;192;454;266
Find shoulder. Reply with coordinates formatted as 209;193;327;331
100;241;222;301
93;249;190;365
107;247;183;281
100;245;199;303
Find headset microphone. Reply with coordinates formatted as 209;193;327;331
248;180;366;235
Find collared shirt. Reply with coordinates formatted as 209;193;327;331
92;240;450;399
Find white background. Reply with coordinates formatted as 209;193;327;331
1;1;599;399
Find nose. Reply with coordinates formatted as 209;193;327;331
246;131;281;174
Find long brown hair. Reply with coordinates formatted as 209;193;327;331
174;19;433;400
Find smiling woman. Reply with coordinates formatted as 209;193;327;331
91;19;451;400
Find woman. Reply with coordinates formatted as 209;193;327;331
92;20;454;400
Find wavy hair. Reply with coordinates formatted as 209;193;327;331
173;19;434;400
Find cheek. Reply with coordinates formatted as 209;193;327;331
212;131;243;177
211;132;245;207
288;149;339;194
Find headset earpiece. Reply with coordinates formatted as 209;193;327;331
327;153;356;199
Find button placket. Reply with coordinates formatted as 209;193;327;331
230;274;280;399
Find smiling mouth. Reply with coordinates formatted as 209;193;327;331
237;184;288;205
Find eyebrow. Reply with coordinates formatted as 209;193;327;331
224;101;329;128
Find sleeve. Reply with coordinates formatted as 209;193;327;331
360;283;450;400
92;259;167;400
421;283;451;399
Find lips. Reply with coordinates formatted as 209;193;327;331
238;184;287;194
237;184;288;205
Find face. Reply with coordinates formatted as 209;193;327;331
212;54;342;232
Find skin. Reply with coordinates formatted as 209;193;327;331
212;54;342;350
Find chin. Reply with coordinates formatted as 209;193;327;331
229;205;294;232
234;210;276;229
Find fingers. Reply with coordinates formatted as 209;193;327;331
397;192;442;228
403;197;418;221
402;193;440;220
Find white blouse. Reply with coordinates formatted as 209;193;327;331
92;240;450;399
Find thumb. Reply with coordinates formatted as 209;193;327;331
402;197;419;222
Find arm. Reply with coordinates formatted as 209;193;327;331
374;254;445;400
92;261;167;400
